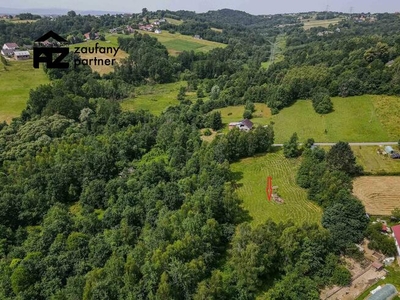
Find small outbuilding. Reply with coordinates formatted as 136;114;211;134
385;146;394;154
371;261;384;271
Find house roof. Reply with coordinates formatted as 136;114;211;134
371;261;383;269
14;51;30;56
4;43;19;48
393;225;400;245
240;119;253;129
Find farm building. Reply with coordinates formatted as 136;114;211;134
228;119;253;131
14;51;30;60
392;225;400;256
368;284;397;300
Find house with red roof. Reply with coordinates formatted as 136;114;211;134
392;224;400;256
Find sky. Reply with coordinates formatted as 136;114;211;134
4;0;399;15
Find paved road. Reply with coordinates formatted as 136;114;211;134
272;142;398;147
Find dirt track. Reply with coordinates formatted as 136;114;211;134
353;176;400;215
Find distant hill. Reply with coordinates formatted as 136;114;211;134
198;8;261;26
0;7;126;16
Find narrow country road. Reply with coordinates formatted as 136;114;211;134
272;142;399;147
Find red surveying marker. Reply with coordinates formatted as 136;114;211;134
266;176;273;201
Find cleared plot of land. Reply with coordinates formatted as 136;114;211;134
70;39;127;74
272;96;392;143
4;18;38;24
216;95;396;143
164;18;183;25
230;151;322;226
136;31;226;55
215;103;271;131
355;265;400;300
352;146;400;174
121;81;197;115
372;95;400;140
211;27;223;33
0;60;49;123
353;176;400;215
261;34;286;69
302;18;343;30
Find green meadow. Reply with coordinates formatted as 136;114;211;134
0;59;49;123
230;151;322;226
121;82;197;115
302;18;343;30
134;31;226;55
352;146;400;174
213;95;399;143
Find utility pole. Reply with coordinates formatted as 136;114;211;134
325;5;330;20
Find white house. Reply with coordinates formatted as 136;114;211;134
3;43;19;50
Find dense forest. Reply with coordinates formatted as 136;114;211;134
1;8;399;299
0;60;359;300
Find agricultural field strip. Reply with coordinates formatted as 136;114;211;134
353;176;400;215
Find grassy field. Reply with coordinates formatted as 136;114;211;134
2;18;39;24
121;81;197;115
353;176;400;215
261;34;286;69
211;27;223;33
70;37;128;74
214;95;399;143
0;59;49;123
302;18;343;30
135;31;226;56
230;151;322;226
215;103;271;131
372;95;400;140
352;146;400;174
